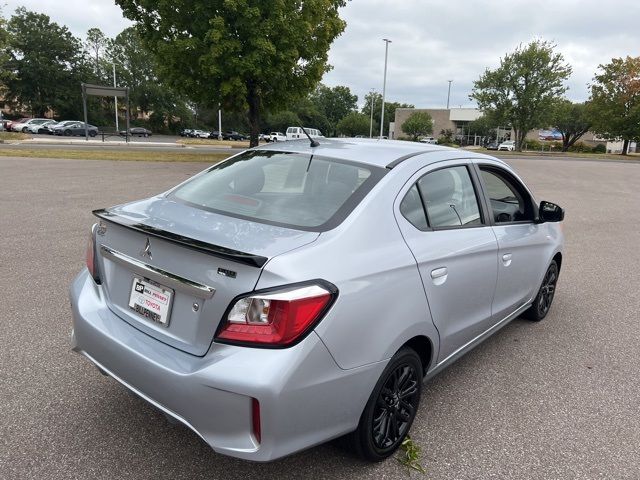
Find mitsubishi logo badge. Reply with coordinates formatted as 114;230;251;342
141;237;153;260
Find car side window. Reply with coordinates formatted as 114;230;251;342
400;165;483;229
479;168;535;223
399;184;429;230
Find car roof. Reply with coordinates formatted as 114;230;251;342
253;137;503;169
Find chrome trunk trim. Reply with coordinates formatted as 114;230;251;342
100;245;216;299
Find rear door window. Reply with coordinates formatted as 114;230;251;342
400;165;483;230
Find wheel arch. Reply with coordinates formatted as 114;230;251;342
553;251;562;273
401;335;435;376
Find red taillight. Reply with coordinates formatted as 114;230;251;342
252;398;261;444
85;224;100;283
216;284;336;347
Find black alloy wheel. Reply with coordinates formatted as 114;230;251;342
345;347;422;461
523;260;559;321
372;363;420;450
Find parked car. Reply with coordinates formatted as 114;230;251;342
286;126;323;141
52;122;98;137
498;140;516;151
267;132;286;142
5;117;29;132
71;139;564;463
120;127;152;138
27;120;58;134
485;141;500;151
419;136;437;144
47;120;78;135
191;129;210;138
180;129;194;137
222;130;247;141
210;130;221;139
11;118;51;132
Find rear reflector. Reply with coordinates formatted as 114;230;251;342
252;398;261;444
85;224;101;284
216;283;337;347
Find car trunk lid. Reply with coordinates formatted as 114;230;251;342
93;196;319;356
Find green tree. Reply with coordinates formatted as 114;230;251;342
438;129;454;144
107;27;189;131
3;8;89;118
0;8;12;90
361;91;413;137
401;111;434;141
264;110;301;133
551;100;591;152
589;56;640;155
289;96;331;135
115;0;347;147
471;40;572;151
336;111;370;137
310;84;357;135
85;28;108;77
467;113;499;138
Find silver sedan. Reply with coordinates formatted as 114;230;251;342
70;138;564;462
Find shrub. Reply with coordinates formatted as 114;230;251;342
523;139;543;151
592;143;607;154
568;142;592;153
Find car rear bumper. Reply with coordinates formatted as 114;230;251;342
69;270;385;461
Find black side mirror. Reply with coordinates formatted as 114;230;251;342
539;201;564;223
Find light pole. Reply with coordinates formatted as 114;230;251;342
369;88;376;138
379;38;391;139
113;63;119;131
218;105;222;140
446;80;452;110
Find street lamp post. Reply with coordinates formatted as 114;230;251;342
113;63;119;131
379;39;391;139
369;88;376;138
446;80;452;110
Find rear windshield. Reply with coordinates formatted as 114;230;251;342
170;150;385;231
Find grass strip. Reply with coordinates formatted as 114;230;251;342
0;132;30;141
0;148;231;163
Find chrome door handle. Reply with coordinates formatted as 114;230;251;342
502;253;512;266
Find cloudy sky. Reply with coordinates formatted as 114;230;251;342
3;0;639;109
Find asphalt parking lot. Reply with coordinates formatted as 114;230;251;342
1;154;639;479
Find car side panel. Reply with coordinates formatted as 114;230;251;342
256;171;440;371
472;158;565;319
490;223;557;319
393;158;499;362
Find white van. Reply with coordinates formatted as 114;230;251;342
286;126;323;141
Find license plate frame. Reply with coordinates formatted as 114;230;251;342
128;276;174;327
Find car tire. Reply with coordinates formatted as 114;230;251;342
22;127;28;133
522;260;559;322
64;130;72;136
344;347;423;462
144;133;149;138
89;131;97;138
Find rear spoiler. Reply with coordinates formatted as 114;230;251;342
93;209;268;268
